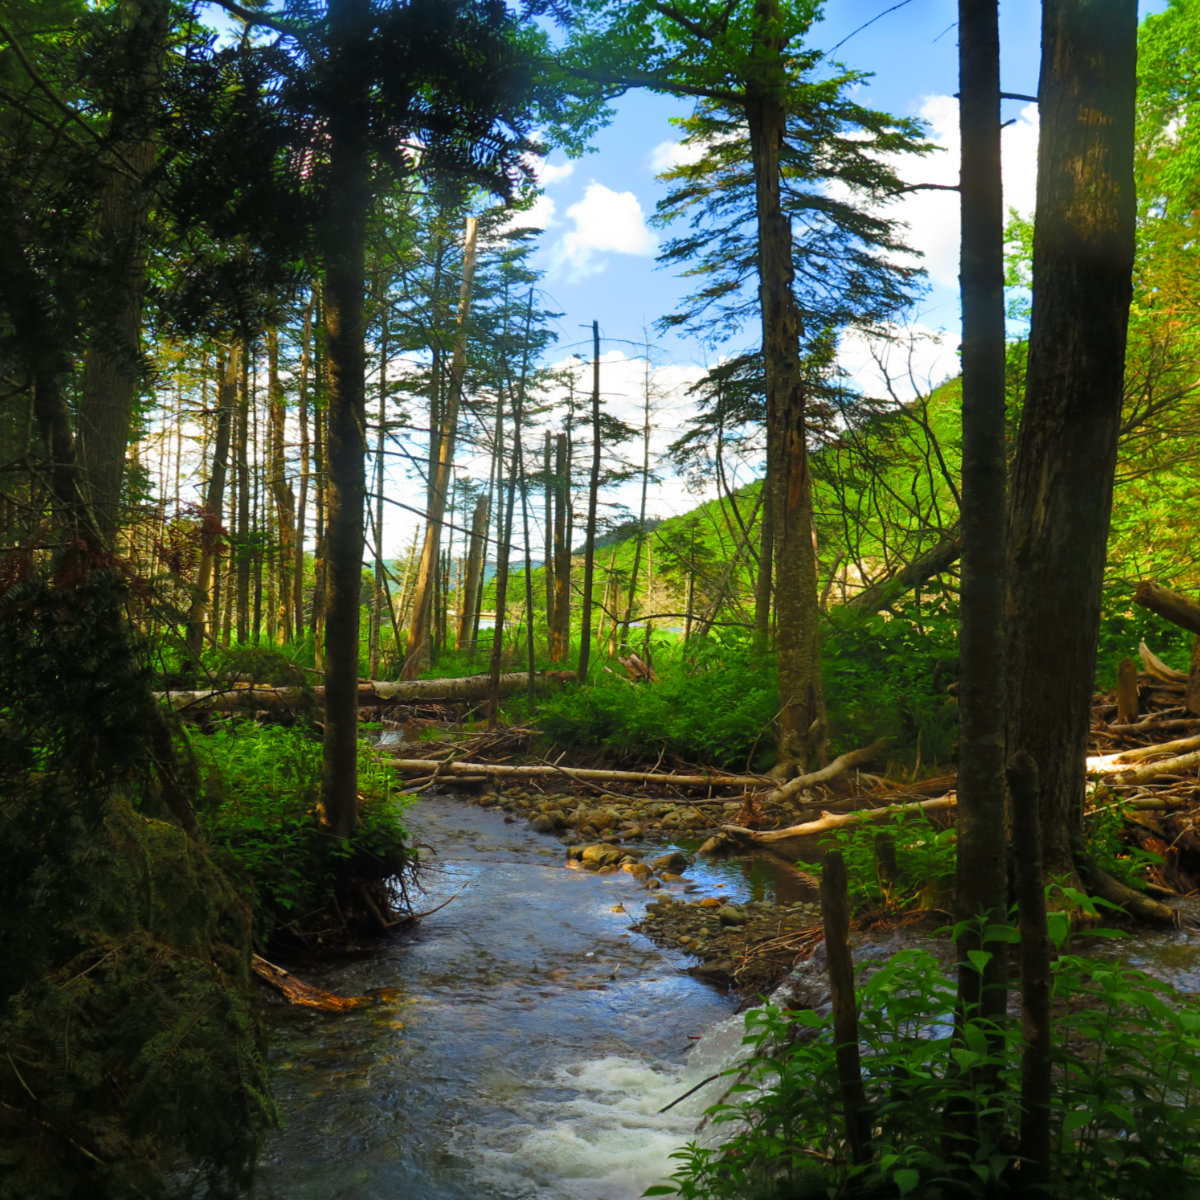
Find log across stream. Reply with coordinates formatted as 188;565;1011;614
252;793;754;1200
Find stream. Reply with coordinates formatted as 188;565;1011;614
252;792;1200;1199
252;794;755;1199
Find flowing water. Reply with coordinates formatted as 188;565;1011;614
252;794;750;1199
252;787;1200;1199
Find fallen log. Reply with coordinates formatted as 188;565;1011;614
1088;733;1200;774
769;740;890;805
381;757;770;790
1134;581;1200;637
158;670;576;714
1116;749;1200;786
718;794;957;864
251;954;378;1011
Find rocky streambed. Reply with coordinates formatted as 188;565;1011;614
462;783;826;992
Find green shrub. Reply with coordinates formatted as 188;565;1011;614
650;911;1200;1200
188;723;412;941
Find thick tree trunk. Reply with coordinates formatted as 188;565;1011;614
76;0;166;544
318;0;372;841
745;5;827;773
404;216;479;678
1006;0;1139;878
234;350;251;644
186;347;239;657
295;289;316;640
544;430;555;625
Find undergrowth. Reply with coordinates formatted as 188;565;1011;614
188;722;413;944
650;907;1200;1200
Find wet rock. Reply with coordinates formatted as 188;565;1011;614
649;851;689;873
579;843;625;869
529;815;557;834
716;905;749;926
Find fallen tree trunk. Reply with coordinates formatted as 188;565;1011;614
1087;732;1200;774
770;740;889;805
718;794;957;864
381;757;770;790
251;955;377;1011
1134;581;1200;637
846;531;961;613
158;671;576;714
1115;748;1200;786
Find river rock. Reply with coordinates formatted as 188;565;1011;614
579;843;625;869
649;851;689;873
529;815;557;834
716;905;749;926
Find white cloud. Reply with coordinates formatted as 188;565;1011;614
647;138;707;174
552;183;658;280
537;159;576;186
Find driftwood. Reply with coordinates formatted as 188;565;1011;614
719;794;957;864
158;671;576;714
769;740;889;805
251;955;378;1011
1114;748;1200;786
382;757;770;790
1134;581;1200;637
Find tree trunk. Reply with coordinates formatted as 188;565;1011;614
543;429;555;628
268;328;296;644
295;289;316;640
76;0;166;545
318;0;372;841
369;293;389;677
953;0;1009;1147
551;431;572;662
745;3;827;773
234;348;251;644
404;215;479;678
577;321;602;683
186;346;239;657
1006;0;1139;879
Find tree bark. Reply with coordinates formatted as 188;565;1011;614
745;0;827;772
551;431;572;662
1133;581;1200;636
457;495;489;651
847;529;962;613
954;0;1009;1114
318;0;372;841
1006;0;1139;879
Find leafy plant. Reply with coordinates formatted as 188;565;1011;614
649;909;1200;1200
824;808;958;913
188;723;412;941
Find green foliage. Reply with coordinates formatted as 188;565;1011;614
651;920;1200;1199
189;723;412;940
533;632;778;771
824;810;957;913
822;601;960;766
1085;798;1165;891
